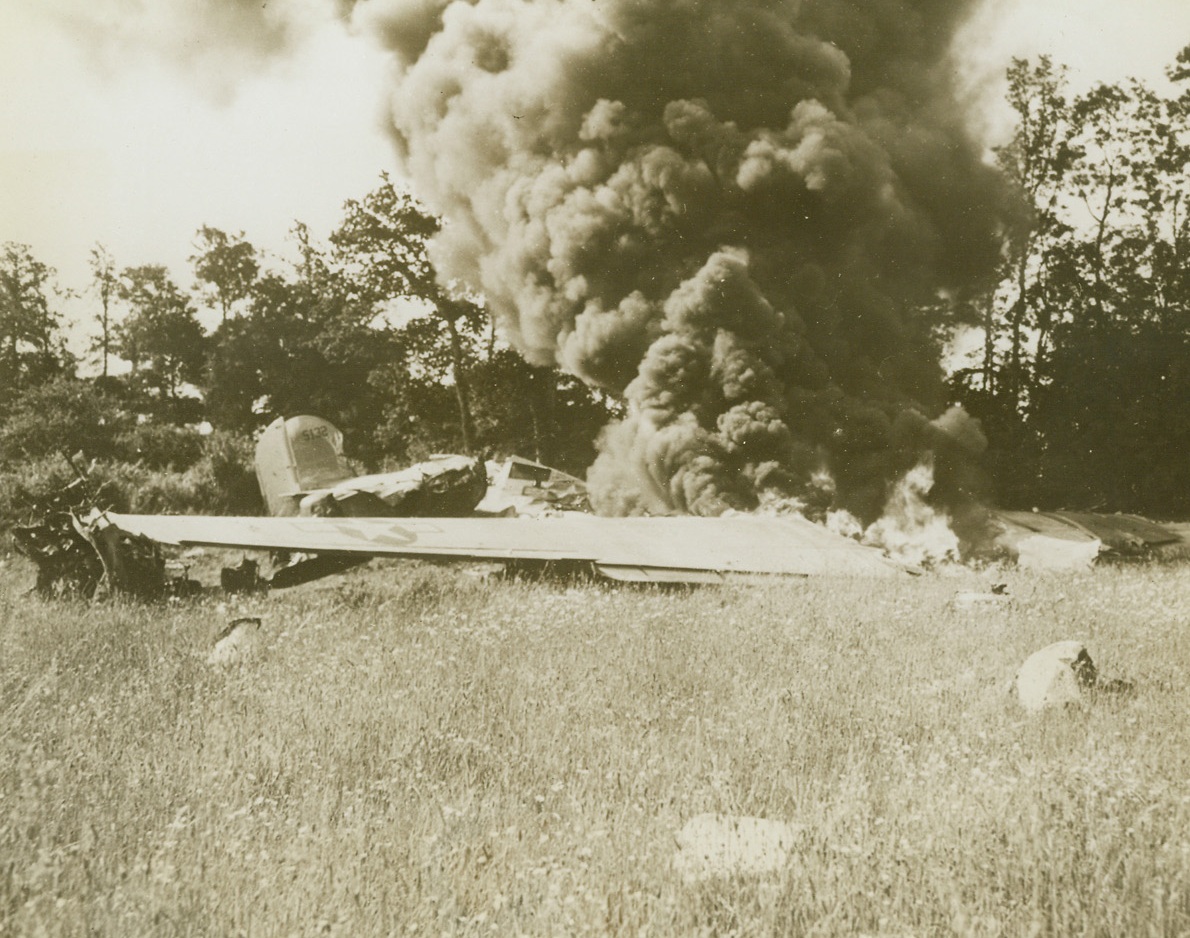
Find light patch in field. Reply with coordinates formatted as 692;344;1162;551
673;814;803;883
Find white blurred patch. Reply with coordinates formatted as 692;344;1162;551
673;814;802;884
1016;535;1100;571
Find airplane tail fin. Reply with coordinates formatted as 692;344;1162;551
254;415;354;516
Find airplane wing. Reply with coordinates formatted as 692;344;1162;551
96;511;905;580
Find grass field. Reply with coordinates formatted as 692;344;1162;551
2;552;1189;936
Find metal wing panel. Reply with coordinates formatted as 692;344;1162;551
1053;512;1181;549
99;512;902;577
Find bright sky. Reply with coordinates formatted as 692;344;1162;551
1;0;1188;352
956;0;1190;140
0;0;396;330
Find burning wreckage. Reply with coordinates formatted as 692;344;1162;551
14;416;905;597
17;2;1190;598
12;415;1190;600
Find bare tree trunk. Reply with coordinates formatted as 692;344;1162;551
536;373;557;465
444;314;475;453
529;399;543;463
1008;228;1035;405
1088;171;1117;326
982;294;996;394
100;296;110;380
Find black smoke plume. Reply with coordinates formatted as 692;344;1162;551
356;0;1008;520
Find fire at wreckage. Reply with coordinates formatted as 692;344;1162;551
11;415;1190;600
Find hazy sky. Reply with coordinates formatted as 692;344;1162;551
0;0;395;305
2;0;1188;340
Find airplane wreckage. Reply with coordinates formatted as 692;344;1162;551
12;415;1190;599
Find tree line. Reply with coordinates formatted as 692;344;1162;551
2;52;1189;518
954;49;1190;518
0;175;618;480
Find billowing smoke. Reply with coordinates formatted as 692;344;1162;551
358;0;1009;526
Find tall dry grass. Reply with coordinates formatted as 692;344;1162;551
1;556;1188;936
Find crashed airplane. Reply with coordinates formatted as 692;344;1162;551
12;414;1189;599
12;502;907;598
15;484;1190;599
11;414;906;597
9;416;906;597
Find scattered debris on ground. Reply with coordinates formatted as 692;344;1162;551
208;616;263;666
992;509;1185;569
1014;641;1135;712
952;582;1011;609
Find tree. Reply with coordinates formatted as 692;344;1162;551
0;375;128;464
0;243;72;412
190;226;259;324
88;244;119;380
1025;65;1190;515
330;175;484;453
117;265;208;407
991;56;1079;402
949;59;1078;505
958;50;1190;515
467;349;621;473
203;255;405;465
198;181;619;470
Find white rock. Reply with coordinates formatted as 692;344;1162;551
208;617;262;666
1015;640;1097;712
673;814;801;883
